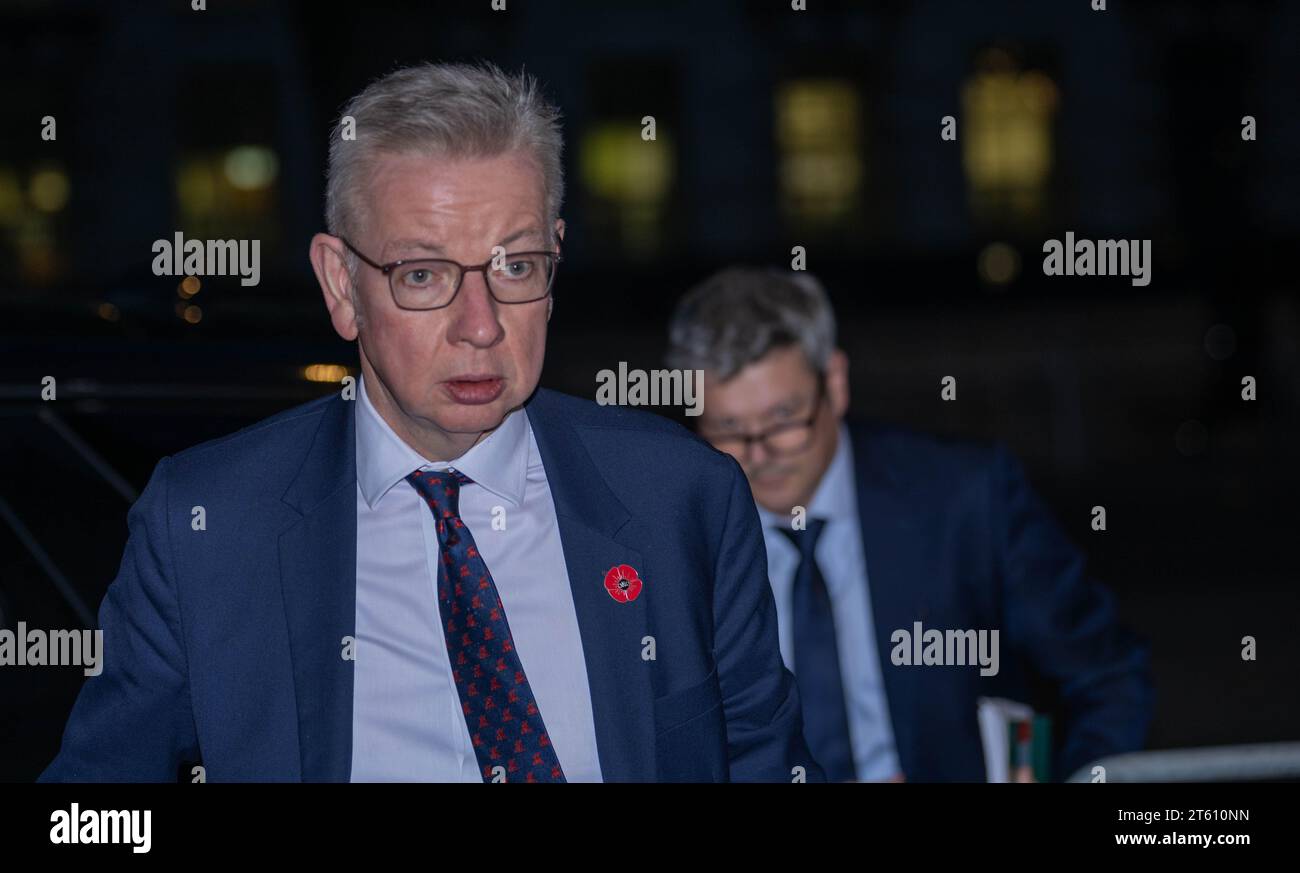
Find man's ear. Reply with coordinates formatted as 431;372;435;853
310;233;361;341
826;348;851;419
548;218;564;323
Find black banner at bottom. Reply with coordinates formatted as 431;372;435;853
4;782;1286;858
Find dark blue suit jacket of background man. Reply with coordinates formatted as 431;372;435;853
846;419;1153;781
40;388;824;783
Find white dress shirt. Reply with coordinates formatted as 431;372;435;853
756;423;902;781
350;374;604;782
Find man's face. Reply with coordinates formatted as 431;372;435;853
313;149;561;458
699;344;849;514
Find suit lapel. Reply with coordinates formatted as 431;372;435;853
525;390;656;782
278;393;357;782
849;422;930;779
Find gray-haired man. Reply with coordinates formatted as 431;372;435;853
40;66;821;783
668;266;1153;782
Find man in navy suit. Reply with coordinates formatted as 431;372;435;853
40;63;819;783
667;266;1153;782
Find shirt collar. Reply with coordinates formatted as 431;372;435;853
756;422;857;530
355;372;529;510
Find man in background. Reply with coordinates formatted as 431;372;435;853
667;266;1153;781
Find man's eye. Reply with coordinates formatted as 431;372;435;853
504;260;533;278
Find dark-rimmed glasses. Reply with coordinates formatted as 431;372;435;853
340;236;562;311
702;376;827;458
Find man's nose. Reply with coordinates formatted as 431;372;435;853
447;270;505;347
747;439;772;467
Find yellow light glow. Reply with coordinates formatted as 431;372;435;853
961;62;1058;223
29;168;70;213
978;242;1021;285
97;302;120;321
580;127;673;204
776;80;863;223
182;304;202;324
579;124;674;256
179;275;201;297
301;364;351;383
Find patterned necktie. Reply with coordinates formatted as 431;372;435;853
778;519;857;782
407;468;566;783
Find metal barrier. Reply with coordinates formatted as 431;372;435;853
1069;742;1300;782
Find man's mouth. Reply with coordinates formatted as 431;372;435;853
750;468;789;486
443;375;505;405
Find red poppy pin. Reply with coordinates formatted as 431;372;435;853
604;564;643;603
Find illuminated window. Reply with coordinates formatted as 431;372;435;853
173;66;281;254
961;48;1059;226
775;79;863;228
0;162;70;285
579;122;674;258
175;144;279;245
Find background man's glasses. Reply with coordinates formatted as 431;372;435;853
340;237;562;311
703;378;827;458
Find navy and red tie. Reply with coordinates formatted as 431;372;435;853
407;468;567;783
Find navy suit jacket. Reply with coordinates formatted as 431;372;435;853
40;388;822;782
846;420;1153;781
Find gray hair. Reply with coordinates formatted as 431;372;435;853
666;266;837;379
326;61;565;247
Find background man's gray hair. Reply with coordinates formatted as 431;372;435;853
666;266;838;380
326;60;565;250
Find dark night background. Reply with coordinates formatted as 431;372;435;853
1;0;1297;782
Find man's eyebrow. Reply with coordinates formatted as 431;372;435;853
384;239;446;258
382;228;547;260
500;227;546;249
